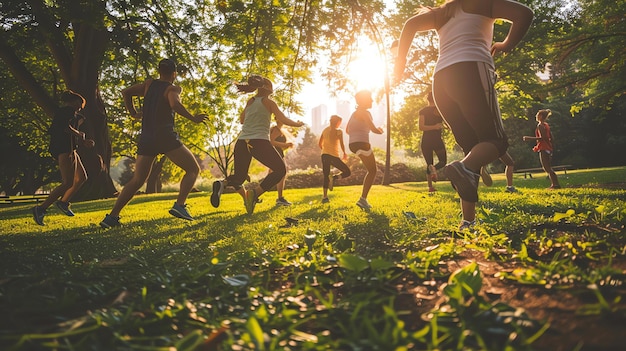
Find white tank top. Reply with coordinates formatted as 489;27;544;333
239;97;271;140
435;5;495;74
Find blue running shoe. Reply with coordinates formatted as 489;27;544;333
100;214;121;228
55;200;75;216
169;202;194;220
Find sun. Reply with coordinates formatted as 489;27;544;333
346;38;388;93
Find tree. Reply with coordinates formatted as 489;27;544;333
286;127;322;171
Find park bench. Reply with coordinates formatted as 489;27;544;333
0;194;49;205
515;164;573;179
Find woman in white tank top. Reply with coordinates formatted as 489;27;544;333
393;0;533;230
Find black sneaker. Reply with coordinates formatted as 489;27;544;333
100;214;121;228
55;200;75;216
276;197;292;206
210;180;224;208
169;202;194;221
444;161;479;202
32;206;46;226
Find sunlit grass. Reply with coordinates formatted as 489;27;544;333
0;167;625;350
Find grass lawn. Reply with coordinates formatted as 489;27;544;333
1;167;625;350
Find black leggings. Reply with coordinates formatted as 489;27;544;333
433;61;508;157
321;154;351;188
421;137;447;170
226;139;286;191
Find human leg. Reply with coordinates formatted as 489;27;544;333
434;62;507;223
250;140;286;196
539;151;560;188
499;152;517;191
226;139;253;201
166;145;200;206
54;152;88;216
108;155;156;217
38;153;75;210
321;154;332;198
165;145;201;220
358;152;377;200
422;140;436;187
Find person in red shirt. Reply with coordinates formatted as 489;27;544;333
523;109;561;189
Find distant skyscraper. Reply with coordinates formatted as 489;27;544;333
311;104;327;135
336;100;351;120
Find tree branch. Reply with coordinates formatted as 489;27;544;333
0;34;56;117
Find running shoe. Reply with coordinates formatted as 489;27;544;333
55;200;75;216
356;197;372;211
32;206;46;226
321;197;330;204
100;214;121;228
480;167;493;187
276;197;292;206
244;189;258;215
428;186;436;193
169;202;194;221
210;180;224;208
458;220;476;231
505;186;518;193
428;164;438;182
328;175;335;191
548;185;562;189
444;161;479;202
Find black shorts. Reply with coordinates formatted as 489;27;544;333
349;142;372;155
137;132;183;156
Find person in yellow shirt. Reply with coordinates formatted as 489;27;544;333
318;115;351;203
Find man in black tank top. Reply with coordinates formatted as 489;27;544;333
100;59;208;228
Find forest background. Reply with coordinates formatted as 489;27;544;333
0;0;624;198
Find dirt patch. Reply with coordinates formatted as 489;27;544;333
394;244;626;351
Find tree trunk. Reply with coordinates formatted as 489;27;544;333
65;25;117;201
146;157;165;194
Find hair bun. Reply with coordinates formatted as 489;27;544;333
248;75;265;88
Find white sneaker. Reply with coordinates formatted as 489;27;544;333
356;197;372;211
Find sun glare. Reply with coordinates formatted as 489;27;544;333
346;39;387;93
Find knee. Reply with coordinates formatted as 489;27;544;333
275;165;287;179
343;169;351;178
187;165;200;179
492;138;509;158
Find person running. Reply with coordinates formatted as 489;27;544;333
479;151;518;192
32;90;95;225
394;0;533;230
523;109;561;189
210;75;304;215
319;114;351;203
270;120;294;206
100;59;208;228
419;91;447;193
346;90;384;211
500;152;518;192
